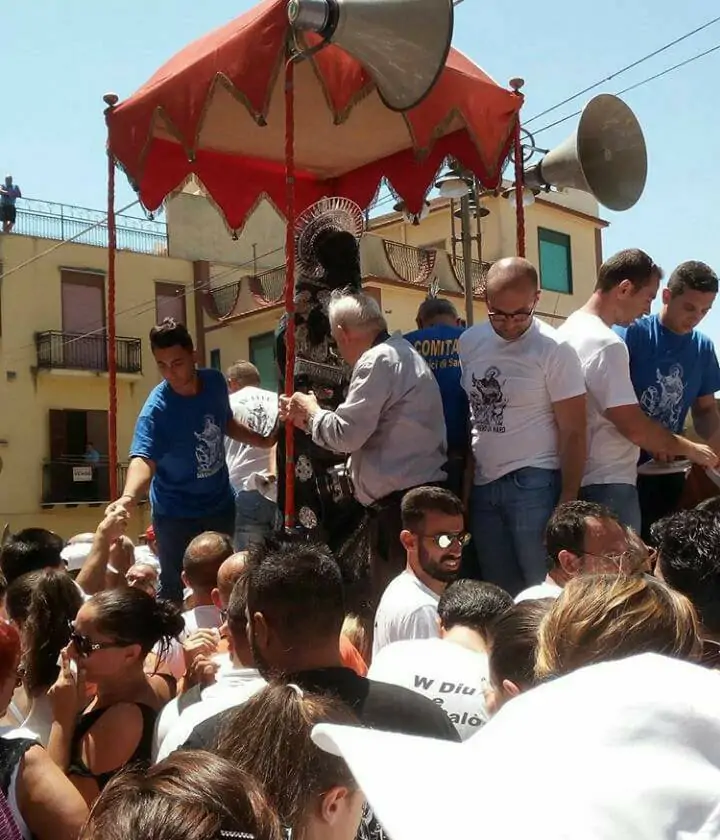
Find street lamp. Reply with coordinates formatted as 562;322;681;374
435;164;482;326
393;199;431;225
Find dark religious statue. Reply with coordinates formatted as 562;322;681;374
276;198;370;604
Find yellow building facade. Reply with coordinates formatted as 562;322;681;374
0;203;193;536
188;186;606;390
0;187;606;537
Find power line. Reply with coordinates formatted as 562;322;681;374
0;183;401;365
1;240;290;366
531;41;720;137
524;14;720;125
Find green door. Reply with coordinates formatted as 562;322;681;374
249;331;278;391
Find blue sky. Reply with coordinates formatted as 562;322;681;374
3;1;720;336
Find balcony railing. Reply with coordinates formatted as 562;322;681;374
382;240;436;285
42;461;134;506
13;198;168;255
451;255;492;297
36;331;142;374
249;266;286;305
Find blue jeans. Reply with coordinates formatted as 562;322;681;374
579;483;641;534
470;467;561;596
234;489;280;551
153;505;235;602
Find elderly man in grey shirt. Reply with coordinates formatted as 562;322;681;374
282;290;448;598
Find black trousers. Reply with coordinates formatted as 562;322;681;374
638;471;687;544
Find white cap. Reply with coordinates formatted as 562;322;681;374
133;544;161;572
313;654;720;840
60;542;92;572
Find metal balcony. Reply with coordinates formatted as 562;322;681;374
13;198;167;255
35;331;142;374
41;461;134;507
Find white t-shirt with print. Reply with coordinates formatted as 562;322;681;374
369;638;489;740
557;311;639;485
459;318;586;484
372;570;440;658
226;386;279;495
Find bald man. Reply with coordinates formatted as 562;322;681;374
458;257;587;595
182;531;235;633
154;549;265;760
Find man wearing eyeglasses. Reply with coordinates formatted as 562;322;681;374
515;500;632;603
373;486;467;657
458;258;587;596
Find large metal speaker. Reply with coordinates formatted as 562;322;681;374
524;94;648;211
287;0;454;112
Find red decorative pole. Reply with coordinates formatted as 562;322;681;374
283;56;297;529
104;92;120;500
509;78;526;258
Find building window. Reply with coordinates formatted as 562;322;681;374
44;408;111;504
155;282;187;325
538;228;572;294
61;270;105;333
210;348;221;371
249;332;278;391
61;270;106;368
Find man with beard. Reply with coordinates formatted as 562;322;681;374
181;534;459;749
180;535;458;840
372;487;467;657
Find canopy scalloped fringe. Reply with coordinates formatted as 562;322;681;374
112;124;517;233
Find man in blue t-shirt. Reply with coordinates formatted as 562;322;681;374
107;319;276;601
617;260;720;540
405;297;467;497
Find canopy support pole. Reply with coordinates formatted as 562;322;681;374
513;117;526;259
104;94;119;501
283;55;297;529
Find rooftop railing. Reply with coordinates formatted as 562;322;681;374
12;198;168;255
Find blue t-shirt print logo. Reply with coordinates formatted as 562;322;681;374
639;364;685;430
194;414;225;479
130;367;234;518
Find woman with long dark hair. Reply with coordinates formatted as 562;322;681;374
5;569;82;744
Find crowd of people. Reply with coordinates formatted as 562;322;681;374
2;489;720;838
2;197;720;838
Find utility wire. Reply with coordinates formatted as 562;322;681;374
2;239;291;366
531;41;720;137
524;14;720;125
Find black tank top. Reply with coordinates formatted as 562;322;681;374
67;703;157;791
